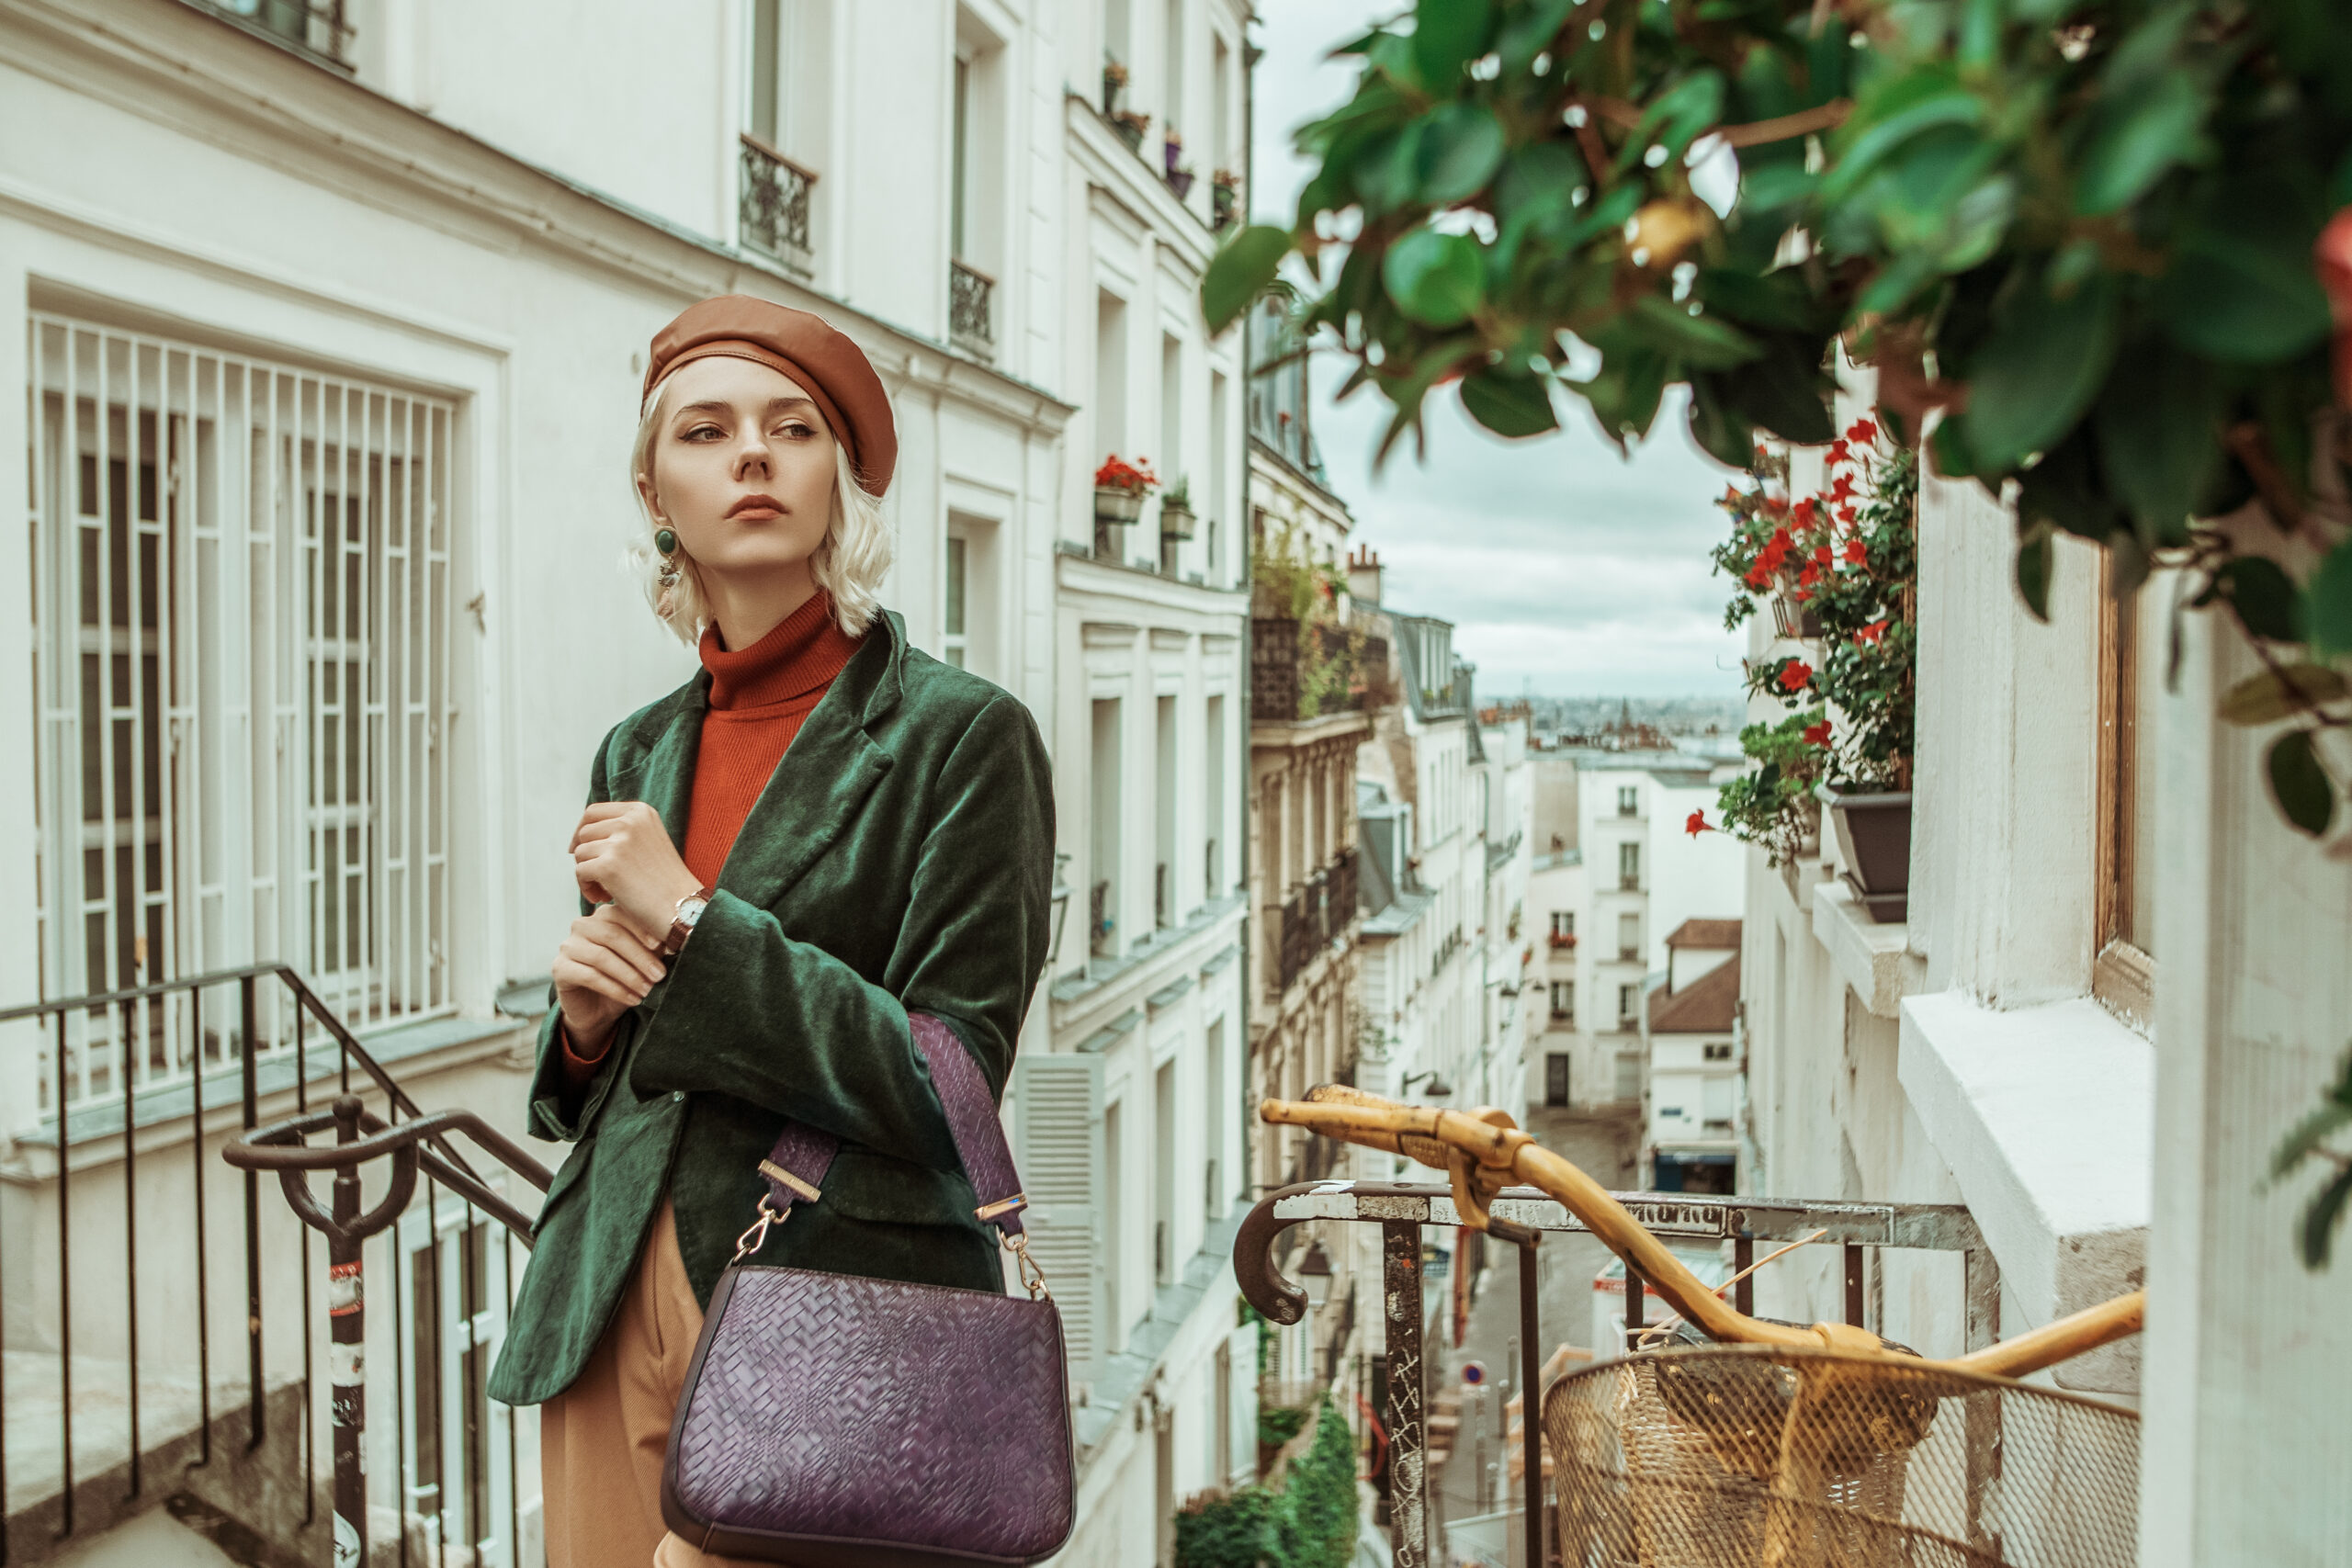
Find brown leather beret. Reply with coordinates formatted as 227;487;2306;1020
642;295;898;496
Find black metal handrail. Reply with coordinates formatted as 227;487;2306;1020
1235;1179;2000;1568
0;963;554;1567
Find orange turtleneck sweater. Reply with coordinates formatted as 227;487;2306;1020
562;589;865;1082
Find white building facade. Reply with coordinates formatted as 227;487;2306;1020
0;0;1250;1562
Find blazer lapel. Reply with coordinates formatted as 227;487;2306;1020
713;610;908;912
610;680;707;854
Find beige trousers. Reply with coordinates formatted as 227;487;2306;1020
538;1201;783;1568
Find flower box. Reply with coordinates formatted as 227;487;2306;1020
1094;486;1144;525
1159;500;1197;539
1819;785;1911;922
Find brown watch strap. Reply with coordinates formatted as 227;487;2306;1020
662;886;717;958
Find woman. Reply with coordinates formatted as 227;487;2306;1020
485;295;1056;1568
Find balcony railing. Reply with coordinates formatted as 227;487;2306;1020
740;132;817;276
1251;618;1386;723
1273;849;1360;996
0;964;551;1568
1237;1181;2002;1568
188;0;355;66
949;259;994;356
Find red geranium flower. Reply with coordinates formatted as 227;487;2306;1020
1837;503;1858;525
1813;545;1832;565
1827;439;1849;468
1792;497;1817;529
2321;207;2352;408
1778;660;1814;694
1802;719;1832;747
1744;562;1772;590
1844;538;1868;565
1846;417;1878;446
1856;618;1889;646
1686;809;1713;838
1797;560;1820;588
1830;473;1855;502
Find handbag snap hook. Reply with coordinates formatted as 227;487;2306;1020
734;1197;788;1261
1004;1232;1052;1302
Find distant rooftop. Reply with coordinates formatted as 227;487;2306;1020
1649;952;1740;1034
1666;919;1743;951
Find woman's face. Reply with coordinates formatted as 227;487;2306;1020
639;355;838;583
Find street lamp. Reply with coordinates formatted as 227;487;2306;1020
1299;1239;1332;1313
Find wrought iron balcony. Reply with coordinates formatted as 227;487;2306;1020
1272;849;1360;997
186;0;354;66
1250;619;1386;723
949;260;995;356
740;132;817;276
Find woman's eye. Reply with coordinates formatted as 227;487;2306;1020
775;422;815;440
683;424;724;441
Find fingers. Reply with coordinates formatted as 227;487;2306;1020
552;951;641;1012
559;926;662;1005
582;908;670;980
571;801;654;852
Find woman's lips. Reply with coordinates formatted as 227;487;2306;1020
727;495;786;521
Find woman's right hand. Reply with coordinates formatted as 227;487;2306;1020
552;904;670;1054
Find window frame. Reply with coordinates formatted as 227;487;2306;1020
2092;557;2155;1027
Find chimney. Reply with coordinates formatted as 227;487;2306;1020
1346;545;1383;606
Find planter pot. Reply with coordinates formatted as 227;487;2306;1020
1819;785;1912;922
1164;140;1183;176
1093;485;1144;525
1770;589;1823;640
1167;168;1196;201
1213;186;1238;228
1159;502;1197;540
1101;74;1123;116
1113;120;1146;154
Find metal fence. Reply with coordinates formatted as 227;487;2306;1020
1236;1179;1999;1568
0;964;548;1567
738;132;817;276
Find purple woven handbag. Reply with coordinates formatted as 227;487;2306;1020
659;1013;1076;1566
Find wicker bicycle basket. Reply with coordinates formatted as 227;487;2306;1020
1543;1345;2139;1568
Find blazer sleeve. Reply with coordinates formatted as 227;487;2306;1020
524;722;636;1144
628;694;1056;1173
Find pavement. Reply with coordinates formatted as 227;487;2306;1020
1425;1105;1640;1568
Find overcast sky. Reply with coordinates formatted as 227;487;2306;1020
1247;3;1745;700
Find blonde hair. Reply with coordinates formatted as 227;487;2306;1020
627;370;893;645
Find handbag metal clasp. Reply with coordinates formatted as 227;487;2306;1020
1004;1232;1052;1302
733;1197;788;1261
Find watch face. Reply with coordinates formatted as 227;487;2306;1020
678;897;708;928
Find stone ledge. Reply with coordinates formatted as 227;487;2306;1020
1812;878;1922;1019
1897;992;2151;1395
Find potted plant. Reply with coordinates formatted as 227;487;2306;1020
1163;128;1182;176
1093;454;1157;526
1211;168;1240;231
1100;57;1125;116
1110;108;1150;154
1168;164;1196;201
1701;420;1916;918
1159;474;1197;539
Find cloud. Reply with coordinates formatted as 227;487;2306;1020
1250;4;1747;699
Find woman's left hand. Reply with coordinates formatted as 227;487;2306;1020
571;802;705;938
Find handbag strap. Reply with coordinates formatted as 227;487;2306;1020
741;1011;1029;1259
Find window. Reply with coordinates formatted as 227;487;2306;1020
1207;370;1227;584
1204;695;1224;897
1154;1057;1176;1285
1617;983;1639;1027
2094;563;2162;1026
28;318;455;1112
1015;1052;1106;1382
401;1209;514;1563
1159;335;1183;573
1617;911;1641;963
1703;1042;1733;1062
1549;909;1576;946
1618;840;1641;890
951;54;972;261
943;536;967;668
1091;699;1122;958
1093;290;1127;557
1544;1052;1571;1107
1617;784;1638;817
742;0;821;276
1155;695;1176;928
1549;980;1575;1023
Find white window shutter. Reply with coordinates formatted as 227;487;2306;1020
1016;1052;1105;1386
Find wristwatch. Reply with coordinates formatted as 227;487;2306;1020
662;886;716;958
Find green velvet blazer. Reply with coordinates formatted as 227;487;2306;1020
485;608;1055;1408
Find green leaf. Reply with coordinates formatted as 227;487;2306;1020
1958;271;2120;472
1687;372;1757;467
2267;728;2336;837
2213;557;2305;644
2306;536;2352;659
1415;104;1509;205
2016;528;2054;622
2091;340;2221;545
1201;225;1293;333
1717;339;1838;445
2218;665;2348;725
1459;361;1559;438
2301;1166;2352;1269
1615;295;1760;369
1627;71;1726;170
1411;0;1493;87
1823;85;1986;206
1498;0;1575;73
2157;178;2335;364
1382;228;1487;327
1929;415;1984;479
2075;70;2207;216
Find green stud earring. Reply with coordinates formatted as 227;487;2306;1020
653;526;678;557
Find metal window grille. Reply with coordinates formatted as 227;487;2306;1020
27;314;457;1112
